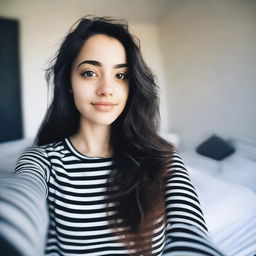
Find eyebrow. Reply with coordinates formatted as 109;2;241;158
77;60;128;69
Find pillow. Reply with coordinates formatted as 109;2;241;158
220;152;256;192
196;134;235;160
231;138;256;161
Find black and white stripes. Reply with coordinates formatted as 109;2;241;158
0;138;225;256
0;170;49;256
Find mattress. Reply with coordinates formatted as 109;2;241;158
181;150;256;256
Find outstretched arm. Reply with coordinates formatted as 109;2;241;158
0;147;50;256
164;151;226;256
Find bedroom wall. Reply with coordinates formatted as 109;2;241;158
159;0;256;150
0;0;168;139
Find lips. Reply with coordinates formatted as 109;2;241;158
91;101;117;112
91;101;116;106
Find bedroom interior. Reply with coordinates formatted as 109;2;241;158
0;0;255;255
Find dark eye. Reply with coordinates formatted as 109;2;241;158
82;70;96;78
116;73;128;80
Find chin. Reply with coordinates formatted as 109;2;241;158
91;118;118;126
81;112;122;126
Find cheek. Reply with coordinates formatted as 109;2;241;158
71;86;92;114
72;90;92;111
124;86;130;105
71;78;93;101
120;83;129;101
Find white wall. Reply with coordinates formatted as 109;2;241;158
129;23;168;133
159;0;256;150
0;0;168;139
1;0;255;149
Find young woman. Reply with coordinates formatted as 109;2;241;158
0;16;225;256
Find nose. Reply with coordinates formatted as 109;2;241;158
96;76;114;97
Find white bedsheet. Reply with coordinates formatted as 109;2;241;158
181;151;256;256
187;165;256;234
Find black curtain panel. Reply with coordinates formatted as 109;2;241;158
0;17;23;143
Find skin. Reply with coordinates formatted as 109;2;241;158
70;34;129;157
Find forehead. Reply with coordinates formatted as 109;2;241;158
74;34;127;66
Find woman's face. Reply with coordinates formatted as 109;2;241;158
71;34;129;127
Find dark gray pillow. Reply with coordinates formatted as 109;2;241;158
196;134;235;160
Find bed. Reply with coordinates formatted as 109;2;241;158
180;137;256;256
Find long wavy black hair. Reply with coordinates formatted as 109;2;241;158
35;16;175;255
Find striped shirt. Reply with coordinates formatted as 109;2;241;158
0;137;225;256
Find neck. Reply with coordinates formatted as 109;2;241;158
70;119;112;158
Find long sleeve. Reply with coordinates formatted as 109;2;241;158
164;151;226;256
0;147;51;256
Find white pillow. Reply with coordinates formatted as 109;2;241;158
220;152;256;192
231;138;256;161
180;150;221;175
